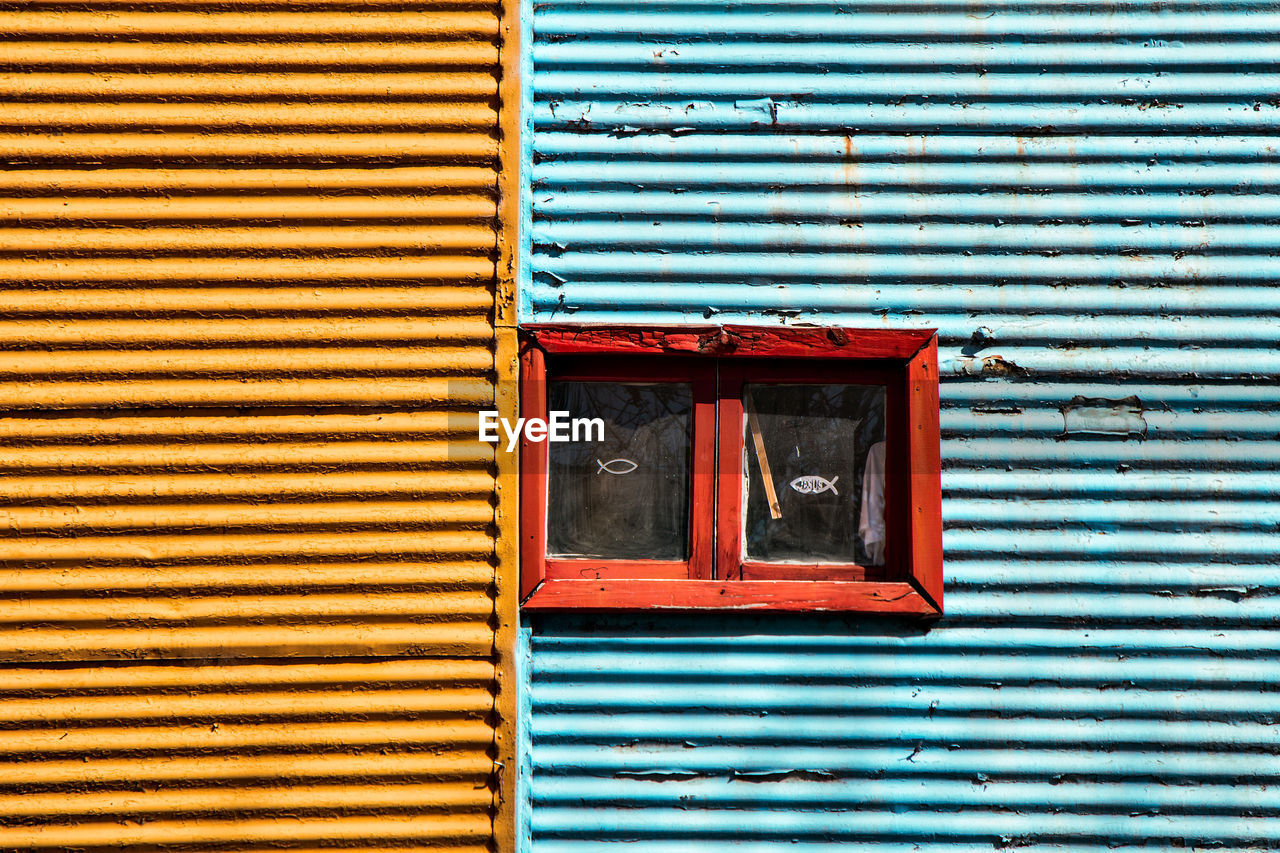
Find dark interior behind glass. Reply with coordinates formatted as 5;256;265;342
744;383;886;564
546;381;692;560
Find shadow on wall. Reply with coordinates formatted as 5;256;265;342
529;610;938;643
522;604;1280;849
524;611;962;845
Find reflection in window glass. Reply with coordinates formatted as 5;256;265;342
546;381;692;560
743;384;886;564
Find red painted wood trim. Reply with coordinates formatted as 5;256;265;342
517;324;944;615
883;364;909;584
519;343;548;601
905;335;944;611
520;353;715;589
715;360;913;589
549;356;706;384
715;362;895;386
715;363;746;581
521;580;937;614
740;563;871;582
545;355;715;579
525;325;933;360
545;559;691;580
688;367;717;580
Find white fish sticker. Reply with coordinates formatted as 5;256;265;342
789;475;839;495
596;458;638;475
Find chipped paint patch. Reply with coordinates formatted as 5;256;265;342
1060;395;1148;439
950;354;1029;378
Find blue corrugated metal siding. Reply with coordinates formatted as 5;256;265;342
523;0;1280;849
528;618;1280;850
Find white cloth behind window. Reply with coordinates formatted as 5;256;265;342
859;440;886;565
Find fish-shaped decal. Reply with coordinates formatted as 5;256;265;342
596;458;638;475
789;475;839;495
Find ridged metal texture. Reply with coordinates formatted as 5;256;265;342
0;660;498;851
1;1;503;659
524;0;1280;849
2;1;513;848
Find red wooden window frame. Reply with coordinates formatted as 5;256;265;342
529;357;716;584
519;325;942;615
716;361;903;585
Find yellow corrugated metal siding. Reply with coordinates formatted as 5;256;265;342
0;660;496;850
0;1;514;849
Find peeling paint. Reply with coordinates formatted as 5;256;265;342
1060;395;1148;439
962;326;996;356
729;769;841;783
1187;587;1256;602
950;354;1030;378
526;2;1280;850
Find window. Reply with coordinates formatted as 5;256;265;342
518;325;942;614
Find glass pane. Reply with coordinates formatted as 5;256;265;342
743;383;886;564
546;381;692;561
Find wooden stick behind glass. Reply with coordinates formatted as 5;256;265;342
742;390;782;520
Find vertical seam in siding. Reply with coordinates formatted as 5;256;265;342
494;0;523;845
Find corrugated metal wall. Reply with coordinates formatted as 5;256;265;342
2;2;518;849
523;0;1280;849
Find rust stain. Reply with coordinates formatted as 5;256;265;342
977;356;1027;377
954;355;1030;378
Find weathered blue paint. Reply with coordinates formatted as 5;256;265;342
516;623;534;853
521;0;1280;849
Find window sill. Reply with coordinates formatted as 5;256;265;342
521;579;941;614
